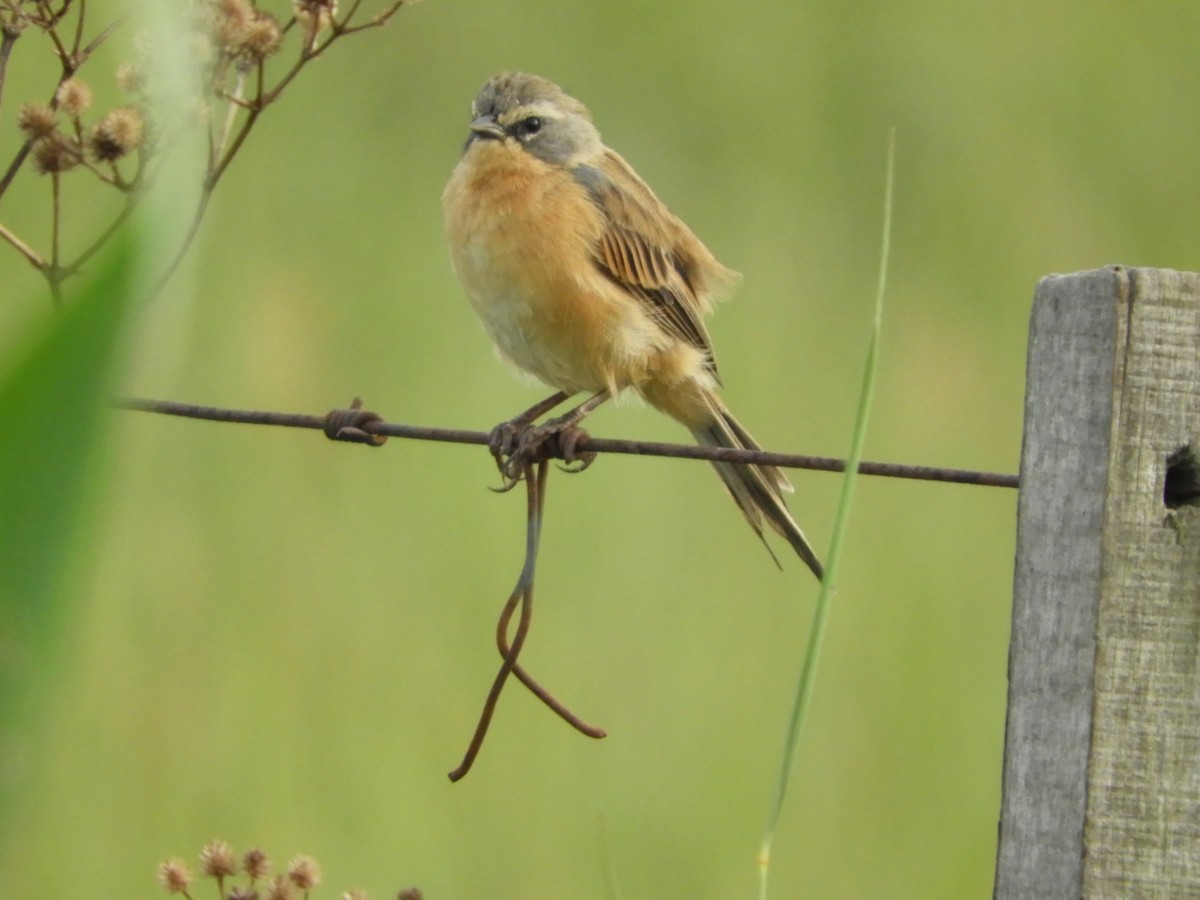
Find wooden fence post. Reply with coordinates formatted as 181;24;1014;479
995;266;1200;898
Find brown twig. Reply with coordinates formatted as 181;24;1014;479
2;1;408;305
336;0;369;31
448;459;548;781
48;171;63;306
329;395;604;778
76;7;128;60
0;21;19;113
0;220;47;269
68;196;134;271
116;397;1020;489
338;0;408;35
37;0;72;69
69;0;84;59
153;2;400;300
0;138;33;200
494;481;607;739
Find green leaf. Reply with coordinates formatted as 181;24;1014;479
758;129;895;899
0;243;135;775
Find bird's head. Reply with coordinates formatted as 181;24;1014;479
463;72;602;166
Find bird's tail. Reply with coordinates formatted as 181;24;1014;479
689;397;823;579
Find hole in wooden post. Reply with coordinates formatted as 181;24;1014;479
1164;445;1200;508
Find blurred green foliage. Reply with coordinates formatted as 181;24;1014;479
0;241;132;808
1;1;1197;897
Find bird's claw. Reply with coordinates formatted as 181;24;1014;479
487;418;530;492
488;419;524;476
552;424;596;474
487;416;596;490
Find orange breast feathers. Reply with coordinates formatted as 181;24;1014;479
443;141;679;397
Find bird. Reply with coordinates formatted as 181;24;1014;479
442;72;822;579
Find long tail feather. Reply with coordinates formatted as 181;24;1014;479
690;399;823;580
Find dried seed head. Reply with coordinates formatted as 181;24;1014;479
266;874;294;900
33;134;81;174
294;0;339;21
157;858;193;893
116;62;145;94
238;11;282;61
286;856;321;891
228;888;260;900
294;0;337;35
218;0;254;27
215;0;255;54
213;0;282;65
397;889;424;900
56;78;93;116
199;839;239;879
18;102;57;139
243;847;271;881
89;106;144;162
218;0;267;58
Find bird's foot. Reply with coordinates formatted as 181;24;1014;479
487;417;525;474
488;414;596;492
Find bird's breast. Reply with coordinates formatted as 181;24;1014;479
443;145;663;393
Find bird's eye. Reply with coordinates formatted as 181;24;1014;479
518;116;543;137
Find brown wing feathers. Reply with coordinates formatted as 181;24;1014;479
596;229;718;373
572;157;722;375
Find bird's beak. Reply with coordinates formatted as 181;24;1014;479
469;116;506;141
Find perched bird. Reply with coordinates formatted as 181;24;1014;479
443;72;822;579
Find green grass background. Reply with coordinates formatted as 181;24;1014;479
2;2;1197;897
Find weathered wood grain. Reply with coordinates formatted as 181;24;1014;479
996;267;1200;898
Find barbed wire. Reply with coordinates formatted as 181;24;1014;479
117;396;1019;489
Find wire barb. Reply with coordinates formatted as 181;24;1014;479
323;396;387;446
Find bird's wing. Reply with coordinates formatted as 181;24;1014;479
573;153;737;378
